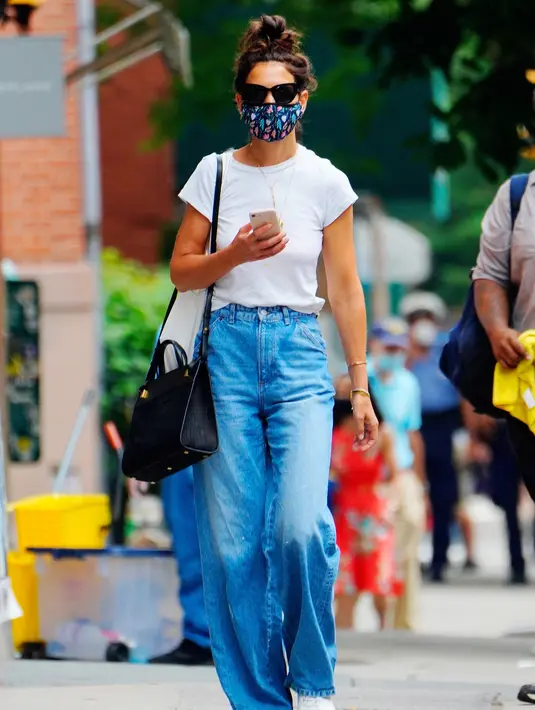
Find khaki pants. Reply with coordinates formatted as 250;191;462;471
393;470;426;630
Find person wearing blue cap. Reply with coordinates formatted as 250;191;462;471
368;317;426;630
400;292;466;582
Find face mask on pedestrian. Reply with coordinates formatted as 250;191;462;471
411;319;438;348
378;352;406;373
241;102;303;142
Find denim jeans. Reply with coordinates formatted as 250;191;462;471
193;304;338;710
161;468;211;649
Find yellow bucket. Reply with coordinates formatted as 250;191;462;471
9;494;111;552
7;551;40;650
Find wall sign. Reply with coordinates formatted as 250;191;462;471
0;36;65;138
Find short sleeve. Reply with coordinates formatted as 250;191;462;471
178;153;218;221
472;179;511;288
405;374;422;431
322;161;358;228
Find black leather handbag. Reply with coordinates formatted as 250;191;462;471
121;156;223;482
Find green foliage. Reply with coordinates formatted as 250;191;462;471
147;0;383;150
396;164;494;305
101;249;170;436
99;0;535;177
363;0;535;178
389;155;532;306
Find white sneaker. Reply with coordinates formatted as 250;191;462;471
296;697;336;710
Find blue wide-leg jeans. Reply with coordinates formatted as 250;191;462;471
193;304;339;710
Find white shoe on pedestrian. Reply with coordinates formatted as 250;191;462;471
296;696;336;710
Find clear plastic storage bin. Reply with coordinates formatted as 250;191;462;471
29;547;182;662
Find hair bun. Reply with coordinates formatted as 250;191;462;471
240;14;301;54
259;14;286;42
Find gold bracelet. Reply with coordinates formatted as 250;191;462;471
350;388;370;399
348;360;367;369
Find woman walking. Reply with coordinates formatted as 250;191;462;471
331;381;401;631
171;14;377;710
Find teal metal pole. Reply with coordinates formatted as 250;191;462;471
430;69;452;223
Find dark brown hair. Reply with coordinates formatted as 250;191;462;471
234;14;317;95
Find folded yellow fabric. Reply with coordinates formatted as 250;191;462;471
493;330;535;433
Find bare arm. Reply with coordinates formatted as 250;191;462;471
170;205;287;292
323;206;378;449
170;206;239;291
323;207;367;389
473;279;509;338
409;430;426;484
380;427;399;482
473;180;527;367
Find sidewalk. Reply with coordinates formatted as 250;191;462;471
354;495;535;638
2;632;535;709
2;496;535;708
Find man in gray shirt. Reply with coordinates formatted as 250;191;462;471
472;171;535;704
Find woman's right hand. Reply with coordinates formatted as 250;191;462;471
229;223;288;265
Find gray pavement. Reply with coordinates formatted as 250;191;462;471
2;496;535;708
2;632;535;708
357;496;535;638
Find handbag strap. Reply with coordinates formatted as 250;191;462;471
145;154;223;381
201;154;224;358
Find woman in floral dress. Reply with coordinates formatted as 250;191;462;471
331;384;401;630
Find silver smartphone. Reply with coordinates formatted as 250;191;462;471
249;209;282;239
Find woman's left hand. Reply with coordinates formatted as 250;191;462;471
351;394;379;452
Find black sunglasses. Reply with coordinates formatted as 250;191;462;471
240;82;299;106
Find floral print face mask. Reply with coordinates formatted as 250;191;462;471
241;102;303;142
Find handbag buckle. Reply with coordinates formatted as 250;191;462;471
140;389;149;399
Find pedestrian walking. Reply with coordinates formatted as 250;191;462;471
150;471;213;664
330;377;401;631
401;292;466;581
462;408;526;586
368;318;426;631
467;168;535;703
170;14;378;710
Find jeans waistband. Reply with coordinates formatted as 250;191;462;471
213;304;318;325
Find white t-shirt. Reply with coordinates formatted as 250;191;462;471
178;145;357;314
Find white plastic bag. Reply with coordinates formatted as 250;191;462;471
159;289;206;372
0;576;22;625
158;151;231;373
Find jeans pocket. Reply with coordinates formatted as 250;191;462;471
296;318;327;353
193;313;226;359
208;313;226;336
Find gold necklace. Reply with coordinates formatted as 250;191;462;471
249;144;297;228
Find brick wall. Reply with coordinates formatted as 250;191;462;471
99;52;174;265
0;0;85;263
0;3;102;500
